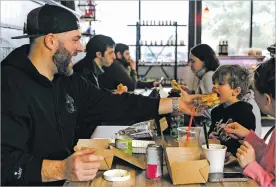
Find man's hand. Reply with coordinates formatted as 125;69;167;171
178;93;202;115
236;141;256;168
225;122;250;139
114;85;128;95
128;58;136;71
63;148;104;181
153;81;159;87
180;88;201;104
158;90;202;115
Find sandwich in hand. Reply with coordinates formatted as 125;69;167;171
197;92;220;108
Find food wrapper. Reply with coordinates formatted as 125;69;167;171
118;121;156;139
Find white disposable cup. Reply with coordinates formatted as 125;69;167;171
202;144;227;173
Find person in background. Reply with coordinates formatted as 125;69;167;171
188;44;220;94
186;44;221;127
73;35;126;140
225;57;275;187
1;5;200;186
208;65;256;155
100;43;158;91
73;35;127;94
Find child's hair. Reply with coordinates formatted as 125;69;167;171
254;57;275;99
212;65;252;99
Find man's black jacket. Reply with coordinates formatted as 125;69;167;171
1;45;160;186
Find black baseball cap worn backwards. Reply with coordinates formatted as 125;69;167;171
12;4;80;39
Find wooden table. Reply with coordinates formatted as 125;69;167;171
64;155;259;187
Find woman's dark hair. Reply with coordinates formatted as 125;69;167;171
85;34;115;59
254;57;275;99
190;44;220;71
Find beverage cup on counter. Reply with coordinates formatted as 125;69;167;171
202;144;227;173
177;127;201;147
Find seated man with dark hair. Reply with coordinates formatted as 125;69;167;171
73;35;117;88
99;43;158;91
73;35;128;140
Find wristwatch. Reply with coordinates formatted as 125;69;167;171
172;97;179;116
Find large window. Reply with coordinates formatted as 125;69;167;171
81;1;138;57
140;1;189;64
202;1;276;56
252;1;275;55
202;1;251;55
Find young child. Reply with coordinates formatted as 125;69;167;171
208;65;256;155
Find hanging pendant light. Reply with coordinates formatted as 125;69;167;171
203;6;210;20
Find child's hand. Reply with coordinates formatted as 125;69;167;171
209;131;219;140
236;141;256;168
225;122;250;139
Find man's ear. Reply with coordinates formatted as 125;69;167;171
264;93;272;106
44;33;57;50
96;51;102;58
116;52;122;59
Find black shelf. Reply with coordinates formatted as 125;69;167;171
81;33;95;37
130;21;185;79
139;64;187;67
128;44;186;47
127;24;187;27
80;17;98;22
78;4;96;7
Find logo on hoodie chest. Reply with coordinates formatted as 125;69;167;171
65;93;77;113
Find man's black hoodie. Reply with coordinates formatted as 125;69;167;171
1;45;160;186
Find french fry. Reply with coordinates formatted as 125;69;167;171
117;83;126;91
171;80;181;91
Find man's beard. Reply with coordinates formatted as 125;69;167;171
53;42;74;76
119;56;129;67
121;56;128;63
